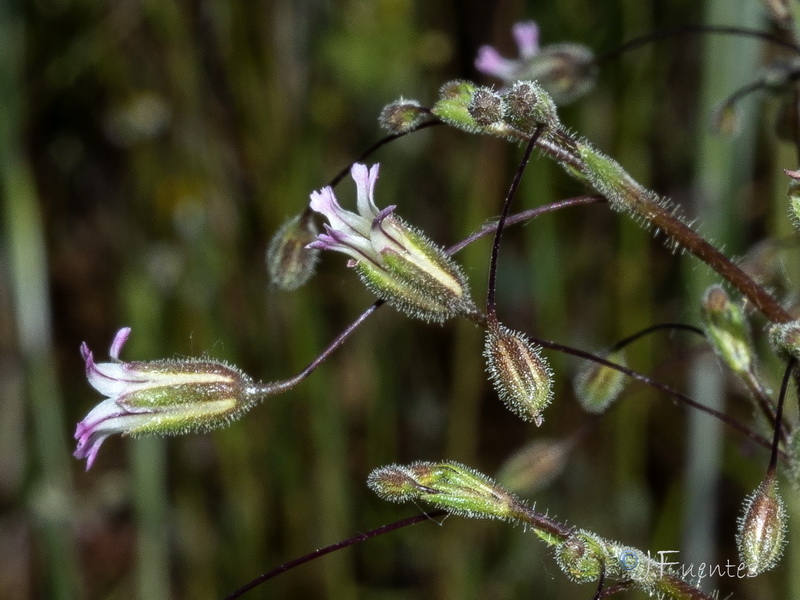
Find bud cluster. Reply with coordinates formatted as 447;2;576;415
431;79;561;140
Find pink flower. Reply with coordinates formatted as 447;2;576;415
74;327;255;470
475;21;596;105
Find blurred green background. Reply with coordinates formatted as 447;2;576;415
2;0;800;598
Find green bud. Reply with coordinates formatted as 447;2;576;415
266;212;320;290
467;87;504;127
502;80;560;135
574;350;627;414
484;322;553;425
736;477;787;575
785;169;800;232
554;530;608;583
700;285;754;375
367;461;520;521
769;319;800;360
432;80;481;132
379;98;428;133
711;101;741;137
497;437;571;496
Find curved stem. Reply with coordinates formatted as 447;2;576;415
486;127;542;320
222;509;447;599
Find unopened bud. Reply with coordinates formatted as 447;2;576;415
367;461;520;521
769;319;800;360
379;98;427;133
502;80;559;135
574;350;627;414
467;87;504;127
711;101;741;137
554;530;608;583
432;80;482;133
266;212;320;290
737;477;787;575
701;285;754;375
785;169;800;232
484;322;553;425
497;437;571;495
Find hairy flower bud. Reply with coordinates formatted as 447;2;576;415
701;285;754;375
432;80;482;133
266;211;320;290
467;87;504;127
554;530;608;583
74;328;271;470
308;163;476;323
737;477;787;575
574;350;627;414
769;319;800;360
785;169;800;232
367;461;520;521
379;98;428;134
497;437;572;495
484;321;553;425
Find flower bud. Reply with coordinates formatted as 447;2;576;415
785;169;800;232
266;212;320;290
484;322;553;425
497;437;571;495
736;477;787;575
467;87;504;127
502;80;560;135
367;460;520;521
432;80;482;133
308;163;477;323
711;101;741;137
574;350;627;414
74;328;270;470
769;319;800;360
379;98;428;134
554;530;608;583
700;285;754;375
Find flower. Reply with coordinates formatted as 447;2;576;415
476;21;542;81
307;163;476;323
475;21;597;105
73;327;257;470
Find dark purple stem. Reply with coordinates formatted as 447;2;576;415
222;510;447;599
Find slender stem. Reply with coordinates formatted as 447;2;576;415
510;503;574;541
222;510;447;599
609;323;705;352
486;127;543;320
446;195;604;255
769;358;795;478
526;334;785;459
594;25;800;65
